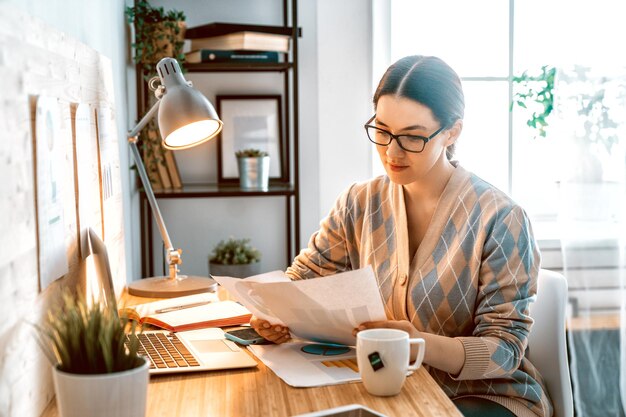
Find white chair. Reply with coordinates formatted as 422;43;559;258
527;269;574;417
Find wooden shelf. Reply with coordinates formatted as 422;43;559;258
137;0;301;278
145;183;295;198
185;62;292;73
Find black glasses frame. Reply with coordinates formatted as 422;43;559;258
364;115;445;153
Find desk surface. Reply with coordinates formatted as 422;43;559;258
40;290;463;417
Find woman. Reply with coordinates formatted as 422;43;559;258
251;55;552;417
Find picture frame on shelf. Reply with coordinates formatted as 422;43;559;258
216;95;286;184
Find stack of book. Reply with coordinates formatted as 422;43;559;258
184;22;296;64
143;129;182;190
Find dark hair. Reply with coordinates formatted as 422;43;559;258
373;55;464;160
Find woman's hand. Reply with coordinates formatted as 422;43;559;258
250;316;292;344
353;320;422;362
352;319;421;338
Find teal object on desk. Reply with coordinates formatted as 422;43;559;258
301;344;352;356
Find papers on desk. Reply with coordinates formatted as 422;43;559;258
248;342;361;387
212;266;387;346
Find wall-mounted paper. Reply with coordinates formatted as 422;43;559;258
95;103;126;294
35;96;69;289
75;103;103;257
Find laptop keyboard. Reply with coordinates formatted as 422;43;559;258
128;333;201;370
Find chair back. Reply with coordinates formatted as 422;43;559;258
527;268;574;417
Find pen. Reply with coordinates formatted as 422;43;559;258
155;301;211;314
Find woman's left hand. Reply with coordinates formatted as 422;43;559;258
353;320;423;362
352;320;420;338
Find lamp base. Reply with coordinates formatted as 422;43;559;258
128;275;217;298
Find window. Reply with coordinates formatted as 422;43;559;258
382;0;626;229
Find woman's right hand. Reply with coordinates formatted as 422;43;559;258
250;316;292;344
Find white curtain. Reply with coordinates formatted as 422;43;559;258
559;205;626;417
555;67;626;417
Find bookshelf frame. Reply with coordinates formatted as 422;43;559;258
136;0;301;278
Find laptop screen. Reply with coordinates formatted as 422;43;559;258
84;227;117;312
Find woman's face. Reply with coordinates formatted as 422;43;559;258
374;95;454;185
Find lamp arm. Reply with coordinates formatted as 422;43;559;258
128;98;161;138
128;100;182;280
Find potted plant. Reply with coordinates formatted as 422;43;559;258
236;148;270;191
209;237;262;278
125;1;186;188
511;65;557;139
512;65;626;182
512;65;626;223
125;1;186;80
35;292;149;417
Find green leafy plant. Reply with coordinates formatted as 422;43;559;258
35;291;144;374
209;238;261;265
511;65;556;138
558;65;625;153
513;65;626;152
235;148;269;158
125;1;186;188
125;1;186;80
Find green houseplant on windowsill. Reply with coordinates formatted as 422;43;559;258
35;292;149;417
511;65;557;140
512;65;625;182
209;237;262;278
512;65;626;223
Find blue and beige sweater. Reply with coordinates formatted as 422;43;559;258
286;165;552;417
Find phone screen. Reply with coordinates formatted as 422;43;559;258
227;328;262;340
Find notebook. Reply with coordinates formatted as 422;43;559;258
119;294;252;332
86;227;257;374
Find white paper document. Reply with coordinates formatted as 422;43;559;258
35;96;69;289
248;342;360;387
212;266;387;346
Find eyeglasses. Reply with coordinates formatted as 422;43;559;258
364;115;445;153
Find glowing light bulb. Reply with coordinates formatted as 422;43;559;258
163;120;222;150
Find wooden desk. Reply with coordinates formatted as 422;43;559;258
41;291;462;417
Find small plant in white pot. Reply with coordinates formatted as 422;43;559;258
236;148;270;191
209;237;262;278
35;292;149;417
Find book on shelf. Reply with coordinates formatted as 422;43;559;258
190;31;290;53
163;150;182;189
148;130;172;189
185;22;295;39
142;136;163;189
185;49;280;64
119;293;252;332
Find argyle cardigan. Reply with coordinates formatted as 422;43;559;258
286;165;552;417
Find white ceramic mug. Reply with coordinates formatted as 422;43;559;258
356;328;425;396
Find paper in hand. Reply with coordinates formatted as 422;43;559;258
212;266;386;346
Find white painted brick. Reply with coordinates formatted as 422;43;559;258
0;8;124;417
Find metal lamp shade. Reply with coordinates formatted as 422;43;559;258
155;58;223;150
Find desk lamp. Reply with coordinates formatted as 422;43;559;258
127;57;222;298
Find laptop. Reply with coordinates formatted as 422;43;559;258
85;227;258;375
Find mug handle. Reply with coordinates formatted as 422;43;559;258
407;338;426;371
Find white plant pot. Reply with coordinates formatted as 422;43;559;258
209;261;261;278
52;357;150;417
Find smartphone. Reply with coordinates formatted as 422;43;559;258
225;328;268;345
293;404;386;417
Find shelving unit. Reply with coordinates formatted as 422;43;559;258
136;0;300;278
